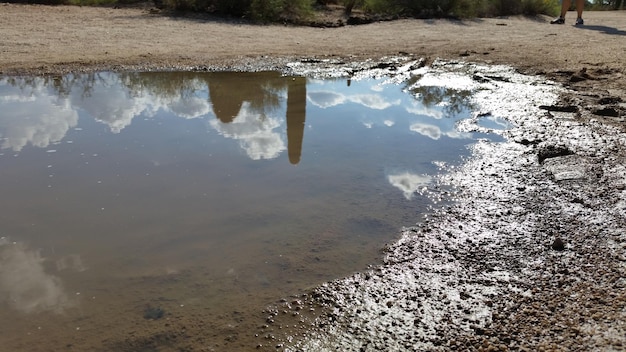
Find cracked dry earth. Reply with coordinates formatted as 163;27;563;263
254;61;626;352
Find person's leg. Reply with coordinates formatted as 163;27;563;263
551;0;570;23
575;0;584;18
560;0;572;18
574;0;584;25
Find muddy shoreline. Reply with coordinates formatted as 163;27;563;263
1;4;625;351
255;61;625;351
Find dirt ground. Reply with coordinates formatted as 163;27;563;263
1;4;625;352
0;5;623;87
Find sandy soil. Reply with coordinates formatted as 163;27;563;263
1;4;625;352
0;5;624;82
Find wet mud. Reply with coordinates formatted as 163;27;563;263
254;60;626;351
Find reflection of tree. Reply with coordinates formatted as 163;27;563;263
120;72;203;100
120;71;308;163
2;71;309;163
286;77;307;164
3;73;102;100
207;71;284;123
404;76;473;117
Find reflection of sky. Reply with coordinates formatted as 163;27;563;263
405;100;444;120
307;79;470;141
1;73;473;163
0;80;78;151
387;172;432;200
70;81;155;133
308;90;400;110
0;76;212;151
209;102;286;160
0;239;73;313
409;122;471;140
70;76;210;133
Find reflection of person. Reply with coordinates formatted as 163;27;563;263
551;0;584;26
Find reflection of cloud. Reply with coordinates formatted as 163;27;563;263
370;85;384;92
410;122;472;140
71;77;210;132
446;130;472;139
308;91;400;110
350;94;399;110
308;91;346;108
209;102;286;160
55;254;87;272
70;81;154;133
0;239;72;313
0;80;78;151
166;96;211;119
387;172;432;200
406;100;444;119
383;120;395;127
410;123;442;140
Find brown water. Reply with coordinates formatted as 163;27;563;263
0;71;486;351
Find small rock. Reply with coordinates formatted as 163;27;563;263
143;305;165;320
552;238;565;251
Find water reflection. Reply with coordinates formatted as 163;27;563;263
0;238;73;313
0;69;486;350
0;78;78;151
287;77;307;164
403;74;474;117
387;172;433;200
0;71;474;164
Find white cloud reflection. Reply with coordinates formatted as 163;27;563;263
405;100;444;120
410;122;442;140
0;81;79;151
387;172;432;200
307;91;346;108
72;84;154;133
308;90;400;110
70;77;210;133
166;95;211;119
0;76;212;150
209;102;286;160
410;122;472;140
0;239;72;313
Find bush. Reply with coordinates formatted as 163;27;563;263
361;0;559;18
3;0;561;21
249;0;314;22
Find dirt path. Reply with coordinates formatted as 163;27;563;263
0;5;624;83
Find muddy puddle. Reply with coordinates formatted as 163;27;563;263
0;64;508;351
3;60;620;352
265;61;626;352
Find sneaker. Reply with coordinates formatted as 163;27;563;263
550;17;565;24
575;18;584;26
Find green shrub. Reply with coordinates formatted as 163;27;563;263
3;0;562;21
249;0;284;21
215;0;251;16
360;0;558;18
361;0;403;15
520;0;560;15
249;0;314;22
